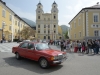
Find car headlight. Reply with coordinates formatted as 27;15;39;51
51;56;58;60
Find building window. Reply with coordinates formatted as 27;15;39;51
78;19;80;25
9;14;12;21
44;36;46;39
93;25;95;27
94;15;98;22
38;25;40;28
44;31;46;33
96;25;98;28
44;18;46;20
2;22;5;29
15;21;17;25
9;26;12;31
48;36;50;39
54;30;56;33
74;22;76;28
38;16;40;19
94;30;99;36
44;25;46;28
21;24;22;28
54;25;56;28
39;6;40;8
38;30;40;33
54;6;55;8
18;21;20;27
79;32;81;37
2;9;6;17
48;30;50;33
54;15;56;19
74;34;76;38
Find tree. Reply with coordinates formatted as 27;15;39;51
65;31;69;39
19;26;35;40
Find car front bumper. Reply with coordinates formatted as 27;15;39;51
53;57;67;64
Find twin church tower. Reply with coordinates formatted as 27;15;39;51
36;1;59;40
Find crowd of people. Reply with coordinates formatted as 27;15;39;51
48;39;100;55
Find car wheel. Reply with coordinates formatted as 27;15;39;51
39;58;49;69
15;53;20;60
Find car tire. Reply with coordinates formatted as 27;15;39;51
39;58;49;69
15;53;21;60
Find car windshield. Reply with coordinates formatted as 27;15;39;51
35;43;50;50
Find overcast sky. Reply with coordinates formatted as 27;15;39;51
3;0;100;26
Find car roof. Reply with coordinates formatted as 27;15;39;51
22;41;42;44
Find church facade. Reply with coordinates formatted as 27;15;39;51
36;1;60;40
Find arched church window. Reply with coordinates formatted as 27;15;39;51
54;25;56;28
39;6;40;8
38;16;40;19
44;36;46;39
54;30;56;33
54;6;55;8
54;16;56;19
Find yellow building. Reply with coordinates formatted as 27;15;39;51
69;3;100;40
0;0;34;42
36;1;60;40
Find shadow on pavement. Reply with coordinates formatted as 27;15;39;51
3;57;63;74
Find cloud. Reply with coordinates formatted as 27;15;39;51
62;0;100;26
6;0;100;27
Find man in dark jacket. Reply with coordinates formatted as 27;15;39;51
61;40;64;51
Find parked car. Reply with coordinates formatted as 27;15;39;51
42;40;48;44
12;42;67;69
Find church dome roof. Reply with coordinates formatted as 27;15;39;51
38;2;42;5
53;1;56;4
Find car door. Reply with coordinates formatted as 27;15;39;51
18;42;29;57
25;43;37;60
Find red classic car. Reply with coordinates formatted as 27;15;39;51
12;42;67;69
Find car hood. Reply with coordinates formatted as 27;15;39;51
39;49;64;56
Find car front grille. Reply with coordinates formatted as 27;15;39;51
58;55;63;60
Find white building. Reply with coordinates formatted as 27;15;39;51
36;1;59;40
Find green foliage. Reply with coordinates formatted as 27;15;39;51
65;31;69;39
19;26;35;39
